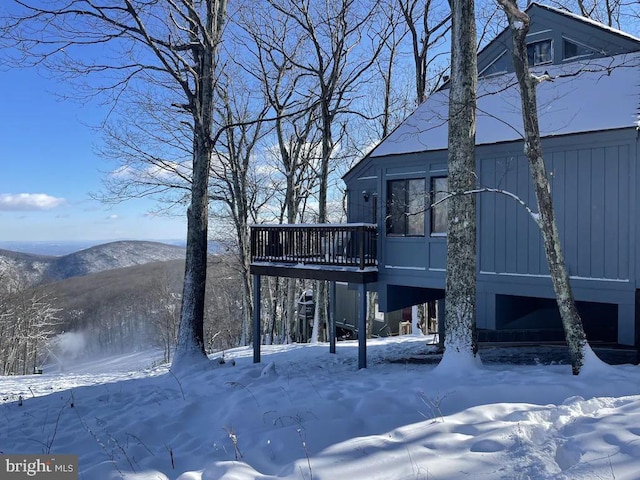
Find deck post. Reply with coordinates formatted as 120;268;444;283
329;281;336;354
358;225;365;270
358;282;367;369
253;274;261;363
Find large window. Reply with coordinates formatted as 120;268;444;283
527;39;553;66
431;176;448;235
386;178;425;236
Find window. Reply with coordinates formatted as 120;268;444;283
386;178;425;236
431;177;448;235
563;39;593;60
527;40;553;66
371;193;378;224
478;49;508;78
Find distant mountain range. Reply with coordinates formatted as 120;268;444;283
0;240;186;285
41;258;186;323
0;240;186;256
0;240;243;358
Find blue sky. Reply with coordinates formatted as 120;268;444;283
0;68;187;242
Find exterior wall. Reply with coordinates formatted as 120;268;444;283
347;163;378;225
475;129;638;344
478;130;634;284
344;128;639;344
346;152;450;293
382;155;447;283
342;4;640;345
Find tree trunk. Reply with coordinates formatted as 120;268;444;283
367;291;377;338
441;0;478;362
284;278;296;344
174;0;227;366
498;0;588;375
311;101;333;343
174;126;211;364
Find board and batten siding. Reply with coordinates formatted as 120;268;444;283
478;137;633;283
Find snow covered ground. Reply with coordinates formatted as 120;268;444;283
2;336;640;479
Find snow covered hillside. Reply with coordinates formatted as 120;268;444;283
0;240;186;284
2;337;640;479
44;241;185;281
0;249;52;285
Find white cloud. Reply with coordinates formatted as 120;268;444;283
109;162;191;182
0;193;66;211
107;214;119;220
110;166;135;178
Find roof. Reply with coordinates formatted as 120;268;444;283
368;52;640;158
530;2;640;44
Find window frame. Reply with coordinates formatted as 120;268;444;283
430;176;448;237
478;49;508;78
527;39;553;66
386;178;426;237
562;37;595;61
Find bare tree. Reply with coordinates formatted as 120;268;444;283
398;0;452;104
148;270;181;363
239;5;322;343
265;0;389;342
2;0;229;367
441;0;479;364
265;0;384;224
0;278;60;375
476;0;509;50
497;0;590;375
208;66;272;347
203;256;244;352
97;82;194;208
548;0;622;28
359;0;415;144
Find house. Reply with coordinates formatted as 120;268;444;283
250;3;640;367
344;3;640;347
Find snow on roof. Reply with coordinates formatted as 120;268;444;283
530;2;640;44
369;52;640;158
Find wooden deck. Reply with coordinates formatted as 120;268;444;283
249;223;378;283
250;223;378;368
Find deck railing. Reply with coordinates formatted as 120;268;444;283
250;223;377;270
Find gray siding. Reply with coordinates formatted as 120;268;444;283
341;4;640;343
376;153;448;285
478;133;634;284
346;162;378;224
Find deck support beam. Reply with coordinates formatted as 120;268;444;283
253;274;261;363
358;283;367;369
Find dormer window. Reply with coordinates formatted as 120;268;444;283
563;39;594;60
527;39;553;66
